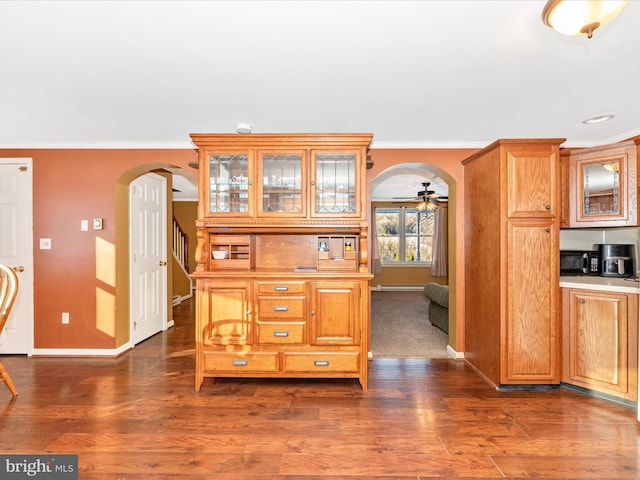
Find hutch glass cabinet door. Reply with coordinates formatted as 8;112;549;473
312;152;359;217
208;153;251;215
258;151;305;217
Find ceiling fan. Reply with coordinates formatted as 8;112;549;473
392;182;448;208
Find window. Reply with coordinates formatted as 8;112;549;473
375;207;434;264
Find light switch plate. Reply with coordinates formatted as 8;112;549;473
93;218;103;230
81;220;89;231
40;238;51;249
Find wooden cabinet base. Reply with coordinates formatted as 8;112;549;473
196;349;365;391
194;275;370;392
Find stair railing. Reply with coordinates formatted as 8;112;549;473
173;216;189;273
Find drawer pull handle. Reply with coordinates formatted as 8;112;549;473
232;359;248;367
314;360;330;367
274;306;289;312
274;331;289;337
274;286;289;291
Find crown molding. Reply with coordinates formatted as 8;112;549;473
2;128;640;151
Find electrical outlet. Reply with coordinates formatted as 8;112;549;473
61;312;69;324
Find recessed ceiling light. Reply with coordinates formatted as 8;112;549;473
582;114;615;124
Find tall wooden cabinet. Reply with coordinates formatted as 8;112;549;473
463;139;565;386
190;133;373;391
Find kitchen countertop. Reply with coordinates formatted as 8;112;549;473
560;276;640;294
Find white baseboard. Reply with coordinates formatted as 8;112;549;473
447;344;464;359
371;285;424;291
172;292;193;306
32;343;131;357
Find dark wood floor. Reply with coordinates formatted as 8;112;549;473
1;298;639;479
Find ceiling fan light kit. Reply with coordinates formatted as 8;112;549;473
392;182;448;209
542;0;628;38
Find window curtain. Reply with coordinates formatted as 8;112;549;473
431;206;447;276
370;206;382;275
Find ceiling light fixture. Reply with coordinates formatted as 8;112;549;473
416;200;437;212
542;0;628;38
236;123;252;134
582;114;615;124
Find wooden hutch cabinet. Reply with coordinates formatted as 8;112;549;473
463;139;565;387
190;133;373;391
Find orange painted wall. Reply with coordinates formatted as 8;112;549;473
1;148;198;349
1;145;479;354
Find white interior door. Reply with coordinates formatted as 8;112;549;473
0;159;33;354
130;173;167;345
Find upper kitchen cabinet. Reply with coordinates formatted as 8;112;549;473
190;134;372;221
567;137;640;228
506;142;560;218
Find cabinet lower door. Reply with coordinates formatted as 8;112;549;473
309;281;360;345
567;290;630;396
199;280;253;345
505;219;559;383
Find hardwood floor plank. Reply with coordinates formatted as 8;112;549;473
442;436;640;457
279;452;502;476
0;297;638;478
492;454;640;478
76;452;283;475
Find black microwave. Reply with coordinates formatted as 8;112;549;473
560;250;599;276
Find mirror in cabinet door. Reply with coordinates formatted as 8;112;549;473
582;161;620;217
569;143;637;227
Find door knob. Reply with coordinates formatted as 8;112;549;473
12;266;25;272
158;261;167;266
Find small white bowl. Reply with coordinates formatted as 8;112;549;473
212;251;229;260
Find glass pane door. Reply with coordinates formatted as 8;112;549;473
314;153;357;215
260;153;303;215
208;154;249;214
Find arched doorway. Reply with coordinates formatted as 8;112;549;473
369;162;460;358
114;164;198;349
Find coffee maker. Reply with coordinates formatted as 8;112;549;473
597;244;635;278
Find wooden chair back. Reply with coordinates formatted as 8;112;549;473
0;263;19;397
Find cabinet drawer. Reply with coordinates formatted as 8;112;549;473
283;352;359;373
257;297;305;318
257;281;306;295
203;352;278;373
256;322;306;344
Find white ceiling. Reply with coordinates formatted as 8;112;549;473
2;1;639;200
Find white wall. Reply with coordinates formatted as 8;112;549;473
560;227;640;276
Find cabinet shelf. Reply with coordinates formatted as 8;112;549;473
317;235;358;271
209;235;255;270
